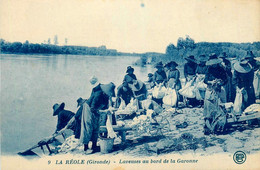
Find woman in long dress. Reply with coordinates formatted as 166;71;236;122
203;54;228;135
166;61;181;107
233;59;256;111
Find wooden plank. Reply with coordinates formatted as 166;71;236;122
120;131;126;143
45;144;52;154
18;133;62;156
227;112;260;123
99;125;132;132
99;108;118;113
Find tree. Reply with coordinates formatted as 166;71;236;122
11;42;23;52
177;37;185;49
166;43;176;56
185;35;195;49
177;35;195;49
22;40;30;53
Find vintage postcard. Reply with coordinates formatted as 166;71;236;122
1;0;260;169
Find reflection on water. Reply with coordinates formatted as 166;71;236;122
0;54;155;154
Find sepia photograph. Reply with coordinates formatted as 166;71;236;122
0;0;260;169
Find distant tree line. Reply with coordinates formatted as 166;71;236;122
134;35;260;67
161;35;260;64
0;39;136;56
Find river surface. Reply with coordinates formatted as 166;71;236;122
0;54;155;155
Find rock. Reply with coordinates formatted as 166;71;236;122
195;148;206;154
225;137;244;152
205;146;223;154
156;138;173;150
231;131;247;139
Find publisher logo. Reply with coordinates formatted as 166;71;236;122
233;151;246;164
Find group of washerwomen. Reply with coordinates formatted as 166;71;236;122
49;50;259;154
178;51;259;135
49;66;149;154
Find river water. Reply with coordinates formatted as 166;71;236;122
0;54;155;155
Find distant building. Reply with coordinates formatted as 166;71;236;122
65;38;68;45
54;35;58;45
98;45;106;50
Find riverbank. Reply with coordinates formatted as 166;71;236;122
48;104;260;157
0;39;141;56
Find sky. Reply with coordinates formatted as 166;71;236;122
0;0;260;53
